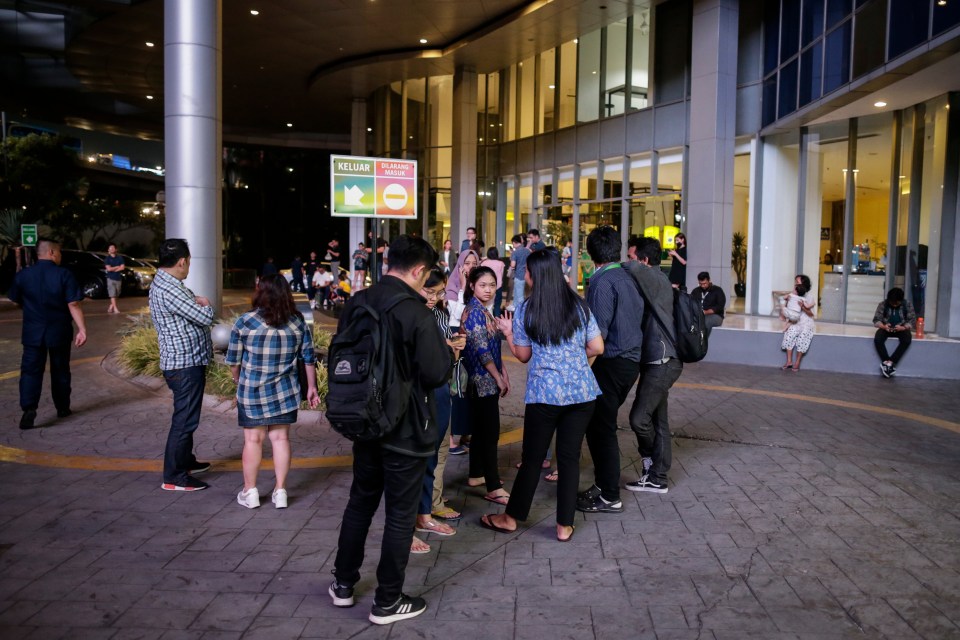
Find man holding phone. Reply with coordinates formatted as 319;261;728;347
873;287;915;378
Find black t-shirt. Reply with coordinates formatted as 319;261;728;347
669;246;687;288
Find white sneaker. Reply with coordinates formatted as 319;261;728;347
310;300;316;309
272;488;288;509
237;487;260;508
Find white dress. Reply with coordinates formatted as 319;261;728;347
781;292;816;353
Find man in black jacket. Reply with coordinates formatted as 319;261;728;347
623;237;683;494
329;235;453;625
693;271;726;330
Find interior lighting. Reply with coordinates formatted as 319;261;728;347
874;101;887;107
938;0;946;6
366;127;372;132
548;84;555;89
419;38;428;44
145;41;154;47
250;10;259;16
286;123;293;127
146;95;153;100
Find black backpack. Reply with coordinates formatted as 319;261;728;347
641;287;709;364
325;292;412;441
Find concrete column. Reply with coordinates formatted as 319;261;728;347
164;0;222;309
685;0;738;295
451;66;478;248
350;99;367;282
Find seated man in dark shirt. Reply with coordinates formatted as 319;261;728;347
693;271;726;330
873;287;915;378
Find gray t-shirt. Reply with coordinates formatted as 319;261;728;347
512;247;531;277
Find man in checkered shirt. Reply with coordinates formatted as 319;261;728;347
149;239;216;492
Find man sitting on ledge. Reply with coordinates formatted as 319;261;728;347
873;287;915;379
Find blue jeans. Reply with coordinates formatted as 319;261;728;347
420;387;452;514
335;441;427;606
19;343;71;412
628;359;683;485
512;277;526;307
162;365;206;484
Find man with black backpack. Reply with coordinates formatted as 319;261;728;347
328;235;453;625
622;237;683;495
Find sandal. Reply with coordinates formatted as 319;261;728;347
780;364;793;370
483;491;510;506
479;513;516;534
432;506;462;521
410;536;431;554
416;519;456;536
557;525;576;542
466;477;486;487
544;470;559;483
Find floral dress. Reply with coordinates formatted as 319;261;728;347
462;298;503;397
781;292;816;353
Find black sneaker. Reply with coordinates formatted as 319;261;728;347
577;484;602;501
881;363;891;378
161;476;209;492
190;461;211;474
328;580;354;608
577;493;624;513
56;408;72;418
19;410;37;430
625;475;668;494
369;594;427;625
888;365;897;377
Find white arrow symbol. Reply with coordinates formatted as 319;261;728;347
344;185;364;206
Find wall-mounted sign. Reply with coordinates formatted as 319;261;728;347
330;155;417;219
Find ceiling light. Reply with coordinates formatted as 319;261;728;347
146;95;153;100
366;127;372;132
938;0;946;6
874;101;887;107
419;38;428;44
286;123;293;127
548;84;555;89
145;41;154;47
250;10;259;16
573;39;579;44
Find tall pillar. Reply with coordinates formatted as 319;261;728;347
451;66;478;249
685;0;738;297
164;0;222;309
350;99;367;281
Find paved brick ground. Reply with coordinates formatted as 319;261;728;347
0;296;958;639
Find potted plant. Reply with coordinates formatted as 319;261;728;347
731;231;747;297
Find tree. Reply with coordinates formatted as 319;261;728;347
0;134;84;223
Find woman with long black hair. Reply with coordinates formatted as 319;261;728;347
482;249;603;541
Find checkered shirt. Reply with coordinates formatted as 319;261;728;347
224;310;317;419
149;269;215;371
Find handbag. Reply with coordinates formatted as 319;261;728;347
449;357;469;398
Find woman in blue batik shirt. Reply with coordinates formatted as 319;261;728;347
461;265;511;506
482;249;603;541
226;275;320;510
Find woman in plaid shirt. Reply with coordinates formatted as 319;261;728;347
226;275;320;509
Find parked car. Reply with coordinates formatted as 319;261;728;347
60;250;141;300
121;255;156;293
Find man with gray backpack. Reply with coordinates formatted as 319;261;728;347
327;235;454;625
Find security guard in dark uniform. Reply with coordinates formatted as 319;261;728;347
8;240;88;429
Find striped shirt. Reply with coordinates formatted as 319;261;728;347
585;263;644;362
149;269;215;371
224;311;317;419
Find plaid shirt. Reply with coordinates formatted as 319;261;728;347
149;269;215;370
224;310;317;419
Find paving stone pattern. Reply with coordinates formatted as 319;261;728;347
0;301;958;638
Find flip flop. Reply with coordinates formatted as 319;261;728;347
432;507;462;521
483;492;510;506
780;364;792;370
410;537;431;554
479;514;516;534
415;519;456;536
544;470;559;483
557;525;576;542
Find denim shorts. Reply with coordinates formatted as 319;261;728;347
238;404;297;428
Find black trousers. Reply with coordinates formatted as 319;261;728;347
628;359;683;485
585;357;641;502
507;401;595;527
19;343;72;412
334;441;426;607
874;329;911;365
468;393;502;492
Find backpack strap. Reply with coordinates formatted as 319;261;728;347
628;269;678;348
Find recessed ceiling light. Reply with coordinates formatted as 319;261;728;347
145;41;154;47
419;38;428;44
250;10;259;16
938;0;946;6
286;123;293;127
874;101;887;107
548;84;555;89
367;127;372;132
146;95;153;100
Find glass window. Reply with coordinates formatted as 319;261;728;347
604;19;628;117
888;0;929;59
504;65;517;142
579;162;598;200
539;49;556;133
577;29;602;123
802;0;825;46
558;41;577;128
823;20;851;94
603;160;623;200
483;72;501;144
826;0;852;28
629;154;652;196
505;179;516;243
779;59;799;119
519;56;535;138
658;149;684;195
807;120;849;322
428;76;452;150
763;0;781;75
762;75;778;127
405;78;426;156
519;179;534;236
917;95;949;331
631;10;651;110
780;0;802;62
933;0;960;35
852;0;886;79
799;42;823;106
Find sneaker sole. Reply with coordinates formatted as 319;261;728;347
576;504;624;513
368;605;426;625
625;484;668;494
190;465;211;474
161;483;206;492
328;585;354;608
